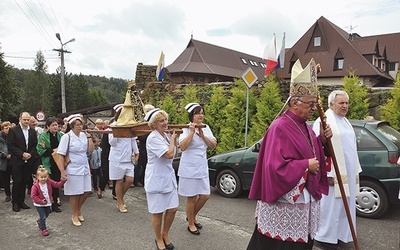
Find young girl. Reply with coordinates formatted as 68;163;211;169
31;166;65;236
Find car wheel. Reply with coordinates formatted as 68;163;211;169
216;169;242;198
356;179;389;219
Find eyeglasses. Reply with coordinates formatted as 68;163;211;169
297;99;318;108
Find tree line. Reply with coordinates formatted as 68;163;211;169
0;49;127;122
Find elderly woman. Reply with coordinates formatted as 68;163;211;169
178;103;217;235
56;114;94;227
144;108;178;250
37;117;64;212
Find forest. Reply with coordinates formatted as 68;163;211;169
0;50;127;122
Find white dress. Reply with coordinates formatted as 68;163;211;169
144;130;178;213
177;124;216;196
57;131;91;195
313;110;362;244
108;132;138;180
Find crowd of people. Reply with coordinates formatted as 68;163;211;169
0;69;361;249
0;102;218;248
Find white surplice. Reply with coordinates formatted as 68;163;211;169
312;109;362;244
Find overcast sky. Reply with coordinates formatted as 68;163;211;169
1;0;398;80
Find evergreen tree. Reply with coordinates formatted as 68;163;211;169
88;88;110;106
248;77;283;144
342;71;370;119
34;51;51;114
68;73;92;110
160;94;179;125
0;47;20;120
205;86;228;156
218;79;255;153
49;71;62;115
381;71;400;130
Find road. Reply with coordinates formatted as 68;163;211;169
0;187;399;249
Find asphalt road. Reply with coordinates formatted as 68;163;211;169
0;187;399;250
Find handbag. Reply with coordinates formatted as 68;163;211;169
52;134;71;169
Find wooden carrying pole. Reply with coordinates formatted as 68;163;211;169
316;101;359;250
86;124;206;137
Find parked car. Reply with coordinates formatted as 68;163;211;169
208;119;400;219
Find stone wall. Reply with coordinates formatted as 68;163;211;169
134;64;390;119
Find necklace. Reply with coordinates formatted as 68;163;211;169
284;113;316;157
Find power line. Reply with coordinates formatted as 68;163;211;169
47;0;64;39
37;0;57;36
13;0;57;48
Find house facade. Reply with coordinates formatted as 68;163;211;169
164;16;399;88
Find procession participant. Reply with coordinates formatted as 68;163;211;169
178;103;217;235
37;117;64;212
313;90;362;249
144;108;178;250
57;114;94;226
247;59;331;250
8;112;40;212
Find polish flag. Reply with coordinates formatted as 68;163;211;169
263;34;278;77
275;32;285;70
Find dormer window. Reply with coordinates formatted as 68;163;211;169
314;37;321;47
335;58;344;70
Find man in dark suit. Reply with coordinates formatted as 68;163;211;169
7;112;40;212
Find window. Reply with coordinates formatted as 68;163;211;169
389;62;396;71
334;58;344;70
354;127;385;150
241;58;248;64
314;37;321;47
260;62;266;68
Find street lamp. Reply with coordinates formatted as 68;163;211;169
54;33;75;113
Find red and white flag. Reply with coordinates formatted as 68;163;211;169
263;34;278;77
275;32;285;70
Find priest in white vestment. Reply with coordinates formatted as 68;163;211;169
313;90;362;247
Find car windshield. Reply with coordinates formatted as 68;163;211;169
376;124;400;150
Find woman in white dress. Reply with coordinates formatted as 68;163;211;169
178;103;217;235
144;108;178;250
108;104;139;213
57;114;94;227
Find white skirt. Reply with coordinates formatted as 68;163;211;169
64;174;92;195
109;161;134;180
178;177;210;197
146;188;179;214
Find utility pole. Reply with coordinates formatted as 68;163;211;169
53;33;75;113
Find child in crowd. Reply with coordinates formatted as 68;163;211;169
31;166;65;236
89;136;102;196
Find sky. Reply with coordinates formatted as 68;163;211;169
1;0;399;80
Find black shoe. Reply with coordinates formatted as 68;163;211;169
315;241;339;250
187;226;200;235
186;217;203;229
163;239;174;250
19;203;30;209
12;203;20;212
52;205;62;213
155;239;166;250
